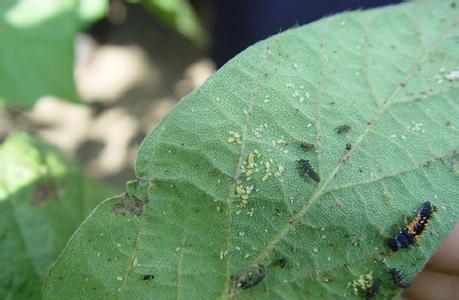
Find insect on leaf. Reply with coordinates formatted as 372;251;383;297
44;1;459;299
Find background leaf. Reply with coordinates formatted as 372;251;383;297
129;0;209;47
44;1;459;299
0;132;114;299
0;0;107;108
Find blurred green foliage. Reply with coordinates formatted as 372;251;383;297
0;0;107;108
0;132;115;299
129;0;209;47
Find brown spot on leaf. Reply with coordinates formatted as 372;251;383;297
32;180;58;205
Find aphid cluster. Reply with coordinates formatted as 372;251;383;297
365;279;382;300
297;159;320;182
389;268;410;288
387;201;436;251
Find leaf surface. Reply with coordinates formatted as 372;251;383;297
0;133;113;299
44;1;459;299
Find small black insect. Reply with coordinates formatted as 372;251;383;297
239;266;265;289
297;159;320;182
387;201;436;252
143;274;154;281
336;124;351;134
276;258;287;268
365;279;382;300
345;143;352;150
301;142;315;151
389;268;410;288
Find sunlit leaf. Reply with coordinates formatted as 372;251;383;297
0;133;113;299
0;0;107;108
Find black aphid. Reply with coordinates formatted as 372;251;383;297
365;279;382;300
239;266;265;289
387;201;436;252
345;143;352;150
276;258;287;268
297;159;320;182
389;268;410;288
336;124;351;134
143;274;155;281
301;142;315;151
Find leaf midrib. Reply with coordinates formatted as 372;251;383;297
220;39;276;297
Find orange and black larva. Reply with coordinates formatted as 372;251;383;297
389;268;410;288
365;279;382;300
387;201;437;252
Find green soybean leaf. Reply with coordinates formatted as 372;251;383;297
0;0;107;108
44;1;459;299
0;133;114;299
131;0;209;47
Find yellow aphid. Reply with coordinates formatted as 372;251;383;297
236;186;245;195
247;152;255;168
